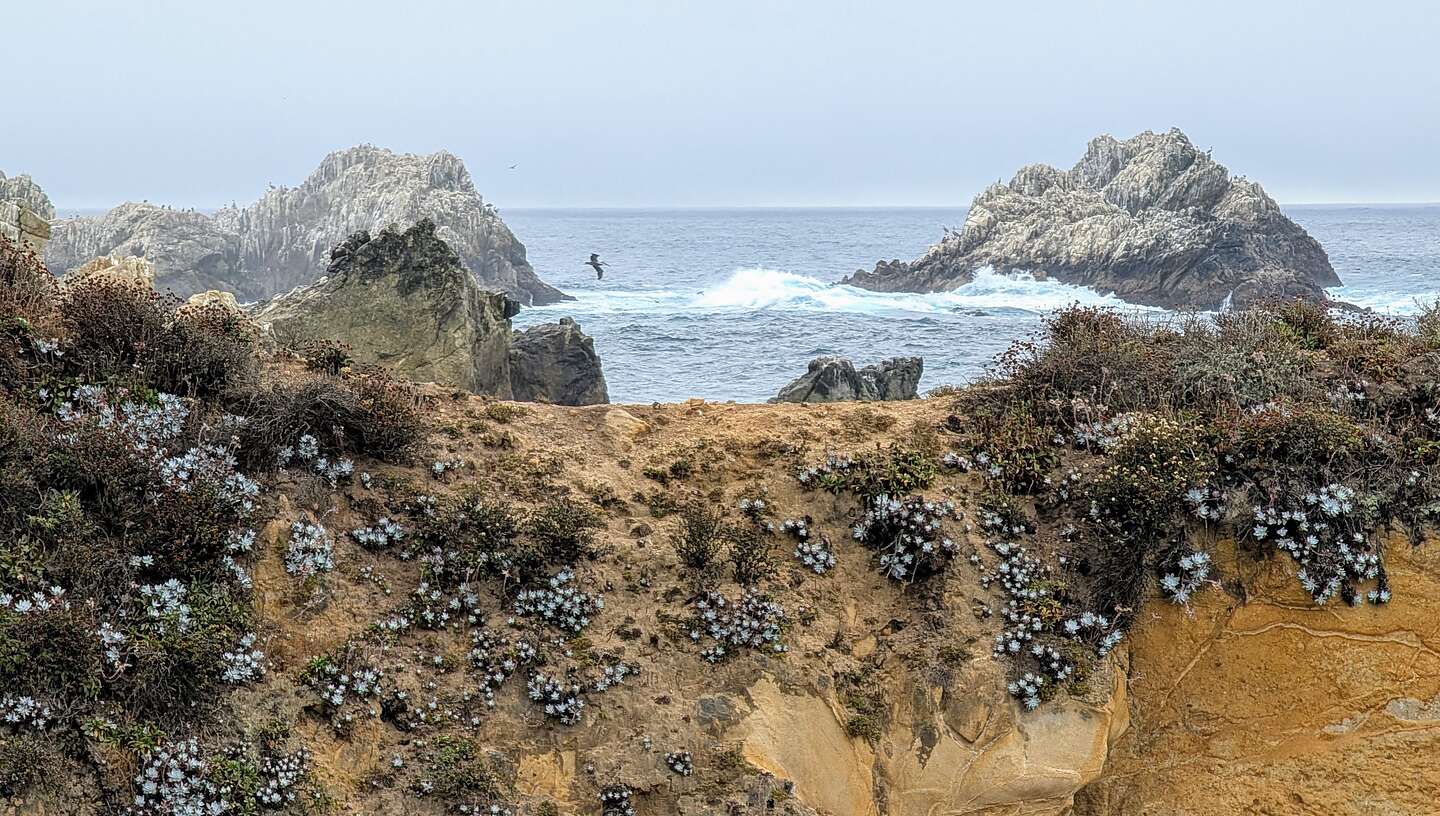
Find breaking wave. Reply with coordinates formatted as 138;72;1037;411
525;267;1154;317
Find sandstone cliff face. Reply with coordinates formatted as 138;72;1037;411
45;146;567;305
253;219;518;397
844;129;1338;309
1076;533;1440;816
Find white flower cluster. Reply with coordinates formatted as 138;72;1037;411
737;497;768;519
431;458;462;479
308;659;384;732
405;581;481;631
0;585;68;616
940;451;972;471
351;517;406;549
139;580;192;634
1184;486;1227;521
127;739;232;816
599;785;636;816
158;445;260;516
664;750;693;776
0;694;52;730
589;660;633;692
1160;550;1213;605
1250;484;1387;605
513;569;602;633
527;671;585;724
469;629;532;708
312;455;354;487
795;453;857;488
1007;672;1047;711
98;621;128;666
256;749;310;807
689;589;787;663
285;520;334;578
852;495;960;582
1071;413;1137;451
221;633;266;684
1061;612;1125;656
793;536;837;575
277;434;321;467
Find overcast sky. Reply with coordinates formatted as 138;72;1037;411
7;0;1438;209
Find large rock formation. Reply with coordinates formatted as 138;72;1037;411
252;220;604;404
844;129;1339;309
46;145;567;305
0;170;54;253
45;203;244;294
770;356;922;403
509;318;609;405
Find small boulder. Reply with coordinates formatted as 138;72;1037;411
770;356;922;403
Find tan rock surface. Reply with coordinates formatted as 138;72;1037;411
1077;536;1440;816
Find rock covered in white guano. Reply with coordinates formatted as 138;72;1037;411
509;317;609;405
45;146;568;305
48;203;243;293
770;356;923;403
0;170;54;252
843;129;1339;309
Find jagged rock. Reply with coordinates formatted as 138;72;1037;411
0;170;54;219
251;220;605;404
69;254;158;288
46;145;567;305
0;170;54;253
770;356;922;403
844;129;1339;309
47;203;244;295
253;219;517;396
509;317;609;405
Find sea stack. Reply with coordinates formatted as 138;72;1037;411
843;129;1339;310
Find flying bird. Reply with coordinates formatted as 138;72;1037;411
586;253;609;280
508;163;518;170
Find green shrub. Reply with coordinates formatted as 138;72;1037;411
526;497;603;565
725;524;773;585
669;502;725;572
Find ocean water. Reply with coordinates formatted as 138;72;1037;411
503;206;1440;404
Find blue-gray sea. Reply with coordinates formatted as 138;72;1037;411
508;206;1440;404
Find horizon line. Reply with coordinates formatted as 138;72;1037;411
52;199;1440;214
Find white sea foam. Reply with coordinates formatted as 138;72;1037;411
525;266;1154;317
1326;286;1437;316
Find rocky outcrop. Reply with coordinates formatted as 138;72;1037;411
0;170;54;253
509;318;609;405
46;146;567;305
253;219;517;396
252;220;604;404
770;356;922;403
844;129;1339;309
47;203;246;295
69;254;158;288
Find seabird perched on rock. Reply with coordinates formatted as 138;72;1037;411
586;253;609;280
